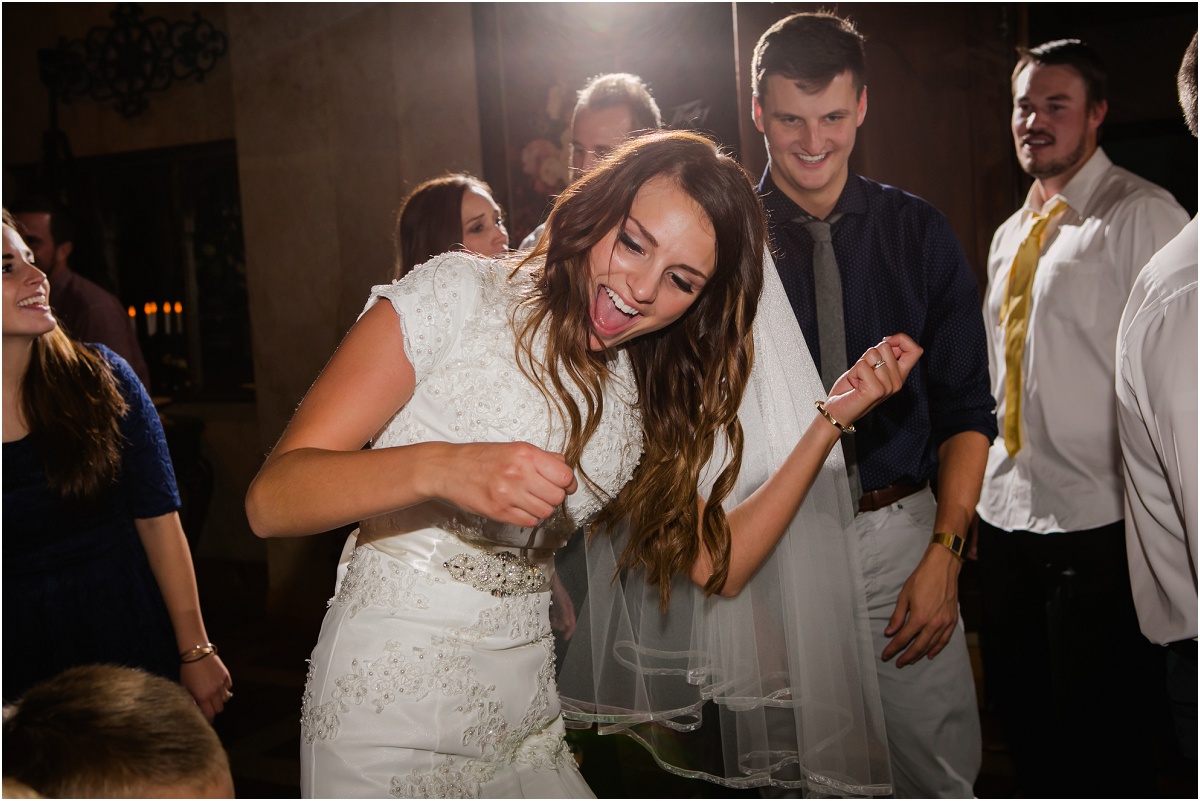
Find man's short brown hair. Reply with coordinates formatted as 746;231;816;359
3;665;232;798
752;12;866;99
573;72;663;133
1178;33;1197;137
1012;39;1109;108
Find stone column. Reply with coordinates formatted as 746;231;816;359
227;3;484;622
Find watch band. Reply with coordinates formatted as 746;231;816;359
930;531;965;559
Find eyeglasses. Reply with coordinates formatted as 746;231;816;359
570;145;613;170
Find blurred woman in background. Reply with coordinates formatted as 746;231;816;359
393;173;508;278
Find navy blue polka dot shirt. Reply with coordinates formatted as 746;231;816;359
757;169;998;492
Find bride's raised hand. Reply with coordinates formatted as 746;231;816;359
822;333;923;429
706;333;921;597
430;441;578;528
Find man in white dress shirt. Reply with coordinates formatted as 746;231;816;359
976;39;1189;797
1116;32;1197;768
519;73;662;250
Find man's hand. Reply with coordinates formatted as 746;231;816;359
881;430;988;666
881;542;962;667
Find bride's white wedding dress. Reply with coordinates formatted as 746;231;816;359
299;254;641;798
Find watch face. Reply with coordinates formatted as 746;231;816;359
934;532;964;557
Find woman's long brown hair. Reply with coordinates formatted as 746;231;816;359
393;173;496;279
5;209;126;503
23;325;128;507
4;213;128;506
513;131;766;608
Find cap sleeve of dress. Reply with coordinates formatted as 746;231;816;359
94;345;182;519
361;253;490;384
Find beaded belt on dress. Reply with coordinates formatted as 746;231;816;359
443;551;547;597
441;508;573;596
359;508;561;598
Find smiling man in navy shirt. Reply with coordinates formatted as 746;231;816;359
751;12;997;797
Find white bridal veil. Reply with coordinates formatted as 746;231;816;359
558;253;894;796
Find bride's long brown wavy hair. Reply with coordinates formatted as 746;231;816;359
513;131;765;607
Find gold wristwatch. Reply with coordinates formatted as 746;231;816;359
930;531;965;559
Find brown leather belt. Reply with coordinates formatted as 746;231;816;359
858;480;929;514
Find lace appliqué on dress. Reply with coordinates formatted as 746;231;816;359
389;730;574;799
303;628;500;745
335;546;443;617
302;592;543;740
303;586;572;797
389;634;572;798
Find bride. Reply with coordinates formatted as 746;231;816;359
246;130;914;798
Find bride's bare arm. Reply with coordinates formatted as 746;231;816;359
246;302;577;539
690;334;923;596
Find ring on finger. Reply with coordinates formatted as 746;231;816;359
872;359;886;369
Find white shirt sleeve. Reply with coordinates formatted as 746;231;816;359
1116;218;1198;643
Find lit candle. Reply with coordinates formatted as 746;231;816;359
128;306;136;332
163;300;172;335
145;302;158;336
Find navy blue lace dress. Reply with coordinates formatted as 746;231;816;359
2;347;181;702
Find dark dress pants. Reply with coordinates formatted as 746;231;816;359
978;519;1166;798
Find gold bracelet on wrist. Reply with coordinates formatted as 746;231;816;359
930;531;965;560
814;400;855;433
179;643;219;664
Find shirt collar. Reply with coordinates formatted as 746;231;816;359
757;167;868;223
1022;146;1112;219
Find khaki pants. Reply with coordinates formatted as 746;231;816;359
855;487;981;799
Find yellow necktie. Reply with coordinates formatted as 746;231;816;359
1000;198;1067;457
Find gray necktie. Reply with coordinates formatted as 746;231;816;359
799;214;845;393
796;213;863;505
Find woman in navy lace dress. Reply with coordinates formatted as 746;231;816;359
2;212;231;720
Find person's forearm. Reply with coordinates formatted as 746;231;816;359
137;512;233;719
932;430;990;539
245;442;448;538
692;334;922;597
247;438;577;538
691;410;842;596
135;512;210;650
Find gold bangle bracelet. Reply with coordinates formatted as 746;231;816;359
930;531;965;559
179;643;219;664
814;400;855;433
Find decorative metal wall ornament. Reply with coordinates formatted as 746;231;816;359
38;3;227;119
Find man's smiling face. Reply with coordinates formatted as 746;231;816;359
754;70;867;217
